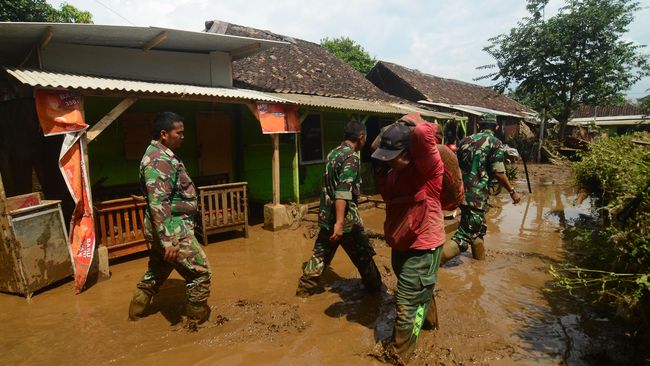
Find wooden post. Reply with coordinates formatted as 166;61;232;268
292;136;300;204
272;134;280;205
537;108;546;163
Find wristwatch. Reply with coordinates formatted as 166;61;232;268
509;187;516;195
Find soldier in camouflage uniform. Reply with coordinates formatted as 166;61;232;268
449;113;521;261
297;121;382;296
128;112;212;329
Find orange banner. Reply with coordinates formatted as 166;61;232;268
255;102;300;133
36;90;95;293
35;89;88;136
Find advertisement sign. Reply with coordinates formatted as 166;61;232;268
255;102;300;134
36;90;95;293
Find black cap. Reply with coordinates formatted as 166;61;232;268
371;123;411;161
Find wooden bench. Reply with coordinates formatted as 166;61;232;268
94;197;149;259
195;182;249;244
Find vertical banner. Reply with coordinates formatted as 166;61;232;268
36;90;95;293
255;102;300;133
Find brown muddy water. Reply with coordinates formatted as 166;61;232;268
0;164;639;365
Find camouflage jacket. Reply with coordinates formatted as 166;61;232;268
318;142;363;232
456;130;505;210
140;140;198;248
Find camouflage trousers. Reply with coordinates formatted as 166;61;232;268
390;247;442;363
137;233;212;304
451;205;487;250
297;226;382;295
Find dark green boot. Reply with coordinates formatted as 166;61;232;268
128;288;152;321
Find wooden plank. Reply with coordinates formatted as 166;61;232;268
38;26;54;51
142;31;168;52
86;97;138;142
0;170;28;294
115;210;124;245
236;191;241;222
99;212;107;245
106;212;117;246
222;191;228;225
229;42;261;59
208;191;214;227
129;207;139;240
230;190;235;223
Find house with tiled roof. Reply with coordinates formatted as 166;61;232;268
367;61;536;140
204;20;462;224
567;102;650;141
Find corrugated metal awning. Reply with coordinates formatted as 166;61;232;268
390;103;464;120
568;115;650;126
6;68;289;103
419;101;524;118
266;93;464;120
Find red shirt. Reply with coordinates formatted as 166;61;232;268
376;123;445;251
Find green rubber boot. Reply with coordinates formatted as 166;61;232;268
128;288;152;321
471;238;485;260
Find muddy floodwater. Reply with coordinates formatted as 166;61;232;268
0;164;639;365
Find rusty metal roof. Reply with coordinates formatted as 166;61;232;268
6;68;289;103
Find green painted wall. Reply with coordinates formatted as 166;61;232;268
84;97;233;187
84;96;393;204
237;107;388;203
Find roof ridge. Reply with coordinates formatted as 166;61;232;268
378;60;494;90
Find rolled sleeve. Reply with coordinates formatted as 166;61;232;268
490;144;506;174
334;156;358;201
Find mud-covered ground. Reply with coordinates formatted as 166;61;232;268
0;164;641;365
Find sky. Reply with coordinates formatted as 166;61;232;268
49;0;650;99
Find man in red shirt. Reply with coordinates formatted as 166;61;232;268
373;120;445;362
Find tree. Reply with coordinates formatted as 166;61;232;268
480;0;650;139
640;95;650;116
321;37;376;75
0;0;93;23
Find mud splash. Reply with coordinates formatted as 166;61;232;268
0;164;638;365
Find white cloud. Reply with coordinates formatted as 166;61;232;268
49;0;650;97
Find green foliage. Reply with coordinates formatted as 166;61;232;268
50;3;93;23
320;37;376;75
0;0;93;23
480;0;650;139
553;133;650;309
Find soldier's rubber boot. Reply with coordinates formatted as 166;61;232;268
128;288;153;321
471;237;486;260
440;240;461;266
184;301;211;332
